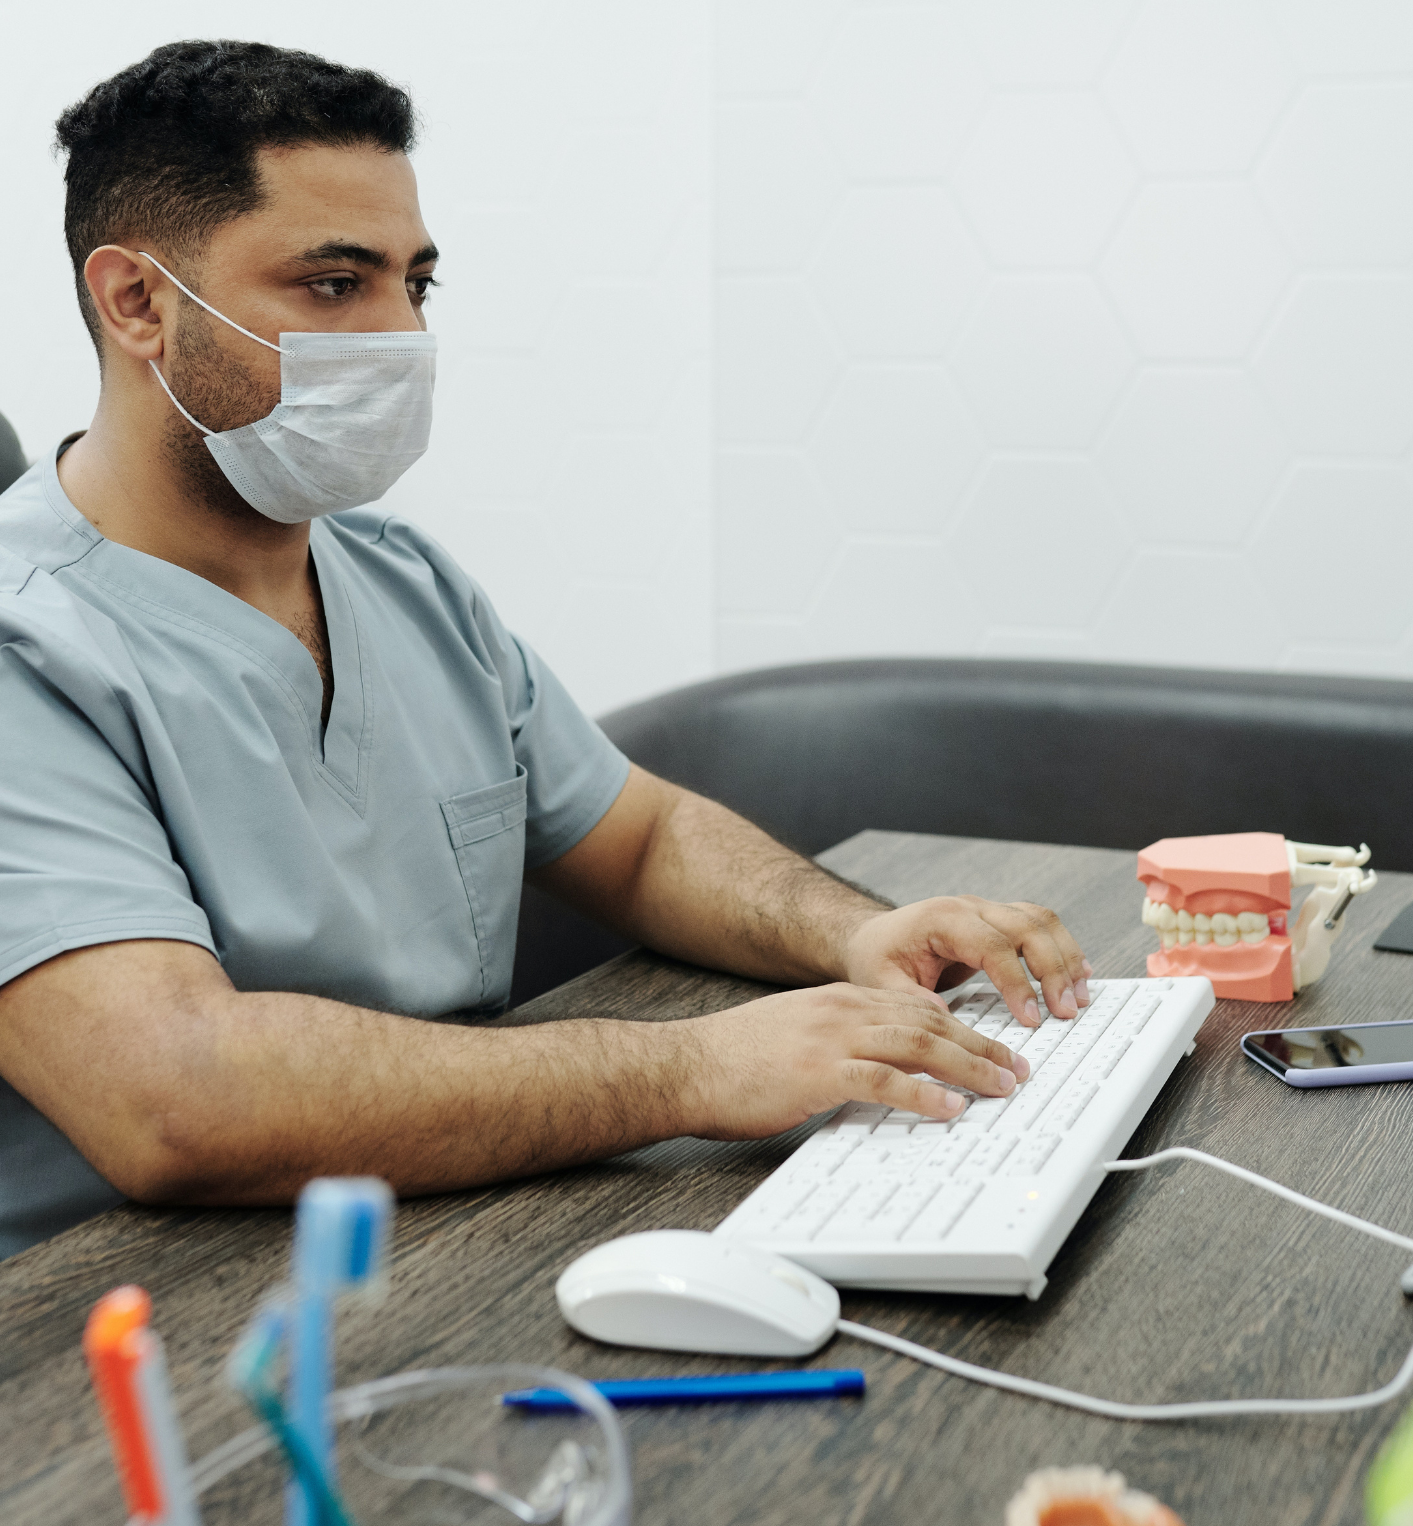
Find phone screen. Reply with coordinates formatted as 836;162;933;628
1244;1020;1413;1073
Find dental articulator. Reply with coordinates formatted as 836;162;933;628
1138;831;1377;1001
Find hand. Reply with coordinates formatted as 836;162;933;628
841;896;1093;1028
680;983;1029;1140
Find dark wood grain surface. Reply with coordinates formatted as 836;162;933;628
4;831;1413;1526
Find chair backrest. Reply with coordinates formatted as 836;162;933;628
509;658;1413;1005
599;658;1413;862
0;414;25;496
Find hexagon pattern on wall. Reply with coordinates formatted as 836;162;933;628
716;0;1413;681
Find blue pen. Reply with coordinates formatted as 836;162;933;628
502;1369;866;1411
287;1178;392;1526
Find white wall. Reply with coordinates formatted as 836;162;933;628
7;3;1413;715
714;0;1413;683
2;2;713;717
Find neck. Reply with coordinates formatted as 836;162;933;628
57;382;313;610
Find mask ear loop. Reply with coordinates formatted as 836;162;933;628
147;361;214;436
135;250;288;435
136;251;288;354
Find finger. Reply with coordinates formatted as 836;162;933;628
840;987;1029;1080
938;1014;1031;1081
863;965;952;1011
862;1024;1021;1098
950;926;1045;1027
830;983;970;1033
1010;902;1092;1006
837;981;1030;1079
976;903;1079;1019
837;1056;968;1120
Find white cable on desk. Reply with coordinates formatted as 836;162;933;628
840;1146;1413;1422
1104;1147;1413;1256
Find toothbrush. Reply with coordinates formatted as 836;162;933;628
227;1296;356;1526
84;1286;201;1526
286;1178;393;1526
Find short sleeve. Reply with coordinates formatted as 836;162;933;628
0;612;215;988
464;589;631;871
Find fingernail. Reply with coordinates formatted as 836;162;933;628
995;1068;1016;1094
940;1090;965;1116
1075;978;1090;1007
1011;1052;1030;1081
1081;959;1094;978
1060;987;1079;1017
1024;998;1040;1026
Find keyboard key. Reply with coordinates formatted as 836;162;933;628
819;1183;898;1241
826;1101;889;1135
774;1182;855;1239
1007;1133;1062;1176
995;1089;1057;1133
1047;1080;1099;1133
1077;1035;1131;1080
950;1095;1010;1131
954;1134;1018;1180
901;1182;982;1243
1023;1024;1068;1064
1111;996;1162;1037
723;1177;818;1235
914;1133;979;1179
908;1119;957;1140
995;1020;1031;1051
868;1180;944;1241
950;995;997;1025
835;1143;896;1178
791;1133;858;1163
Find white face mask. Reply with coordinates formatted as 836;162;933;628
138;252;436;525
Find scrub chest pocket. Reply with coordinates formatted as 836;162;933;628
441;766;529;1010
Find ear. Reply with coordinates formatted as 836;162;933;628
83;246;175;362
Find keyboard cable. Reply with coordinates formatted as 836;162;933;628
837;1146;1413;1421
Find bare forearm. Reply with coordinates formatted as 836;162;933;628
611;787;888;985
157;992;706;1203
0;942;705;1206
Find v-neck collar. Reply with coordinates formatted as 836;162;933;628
39;446;371;811
308;524;370;798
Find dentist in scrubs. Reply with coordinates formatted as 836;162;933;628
0;40;1090;1257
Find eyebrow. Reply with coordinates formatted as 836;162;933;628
289;240;440;272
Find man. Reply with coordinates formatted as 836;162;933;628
0;40;1091;1259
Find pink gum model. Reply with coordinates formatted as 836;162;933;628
1138;832;1293;1001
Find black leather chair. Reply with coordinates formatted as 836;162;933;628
510;659;1413;1005
0;414;25;495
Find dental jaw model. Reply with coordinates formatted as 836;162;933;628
1138;833;1376;1001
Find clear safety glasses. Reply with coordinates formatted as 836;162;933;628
166;1364;632;1526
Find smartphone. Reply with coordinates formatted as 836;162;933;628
1242;1020;1413;1087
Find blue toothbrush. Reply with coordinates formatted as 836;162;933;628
287;1178;393;1526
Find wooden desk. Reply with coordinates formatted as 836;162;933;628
4;832;1413;1526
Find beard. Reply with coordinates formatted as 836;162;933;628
160;306;280;524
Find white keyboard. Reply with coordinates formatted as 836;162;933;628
714;975;1215;1299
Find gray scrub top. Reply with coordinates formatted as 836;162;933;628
0;446;631;1258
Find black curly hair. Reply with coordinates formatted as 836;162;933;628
54;39;417;350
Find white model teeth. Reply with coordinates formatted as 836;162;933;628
1141;897;1270;948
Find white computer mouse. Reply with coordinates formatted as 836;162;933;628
556;1230;841;1358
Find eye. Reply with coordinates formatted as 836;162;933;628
308;276;358;300
408;275;440;306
